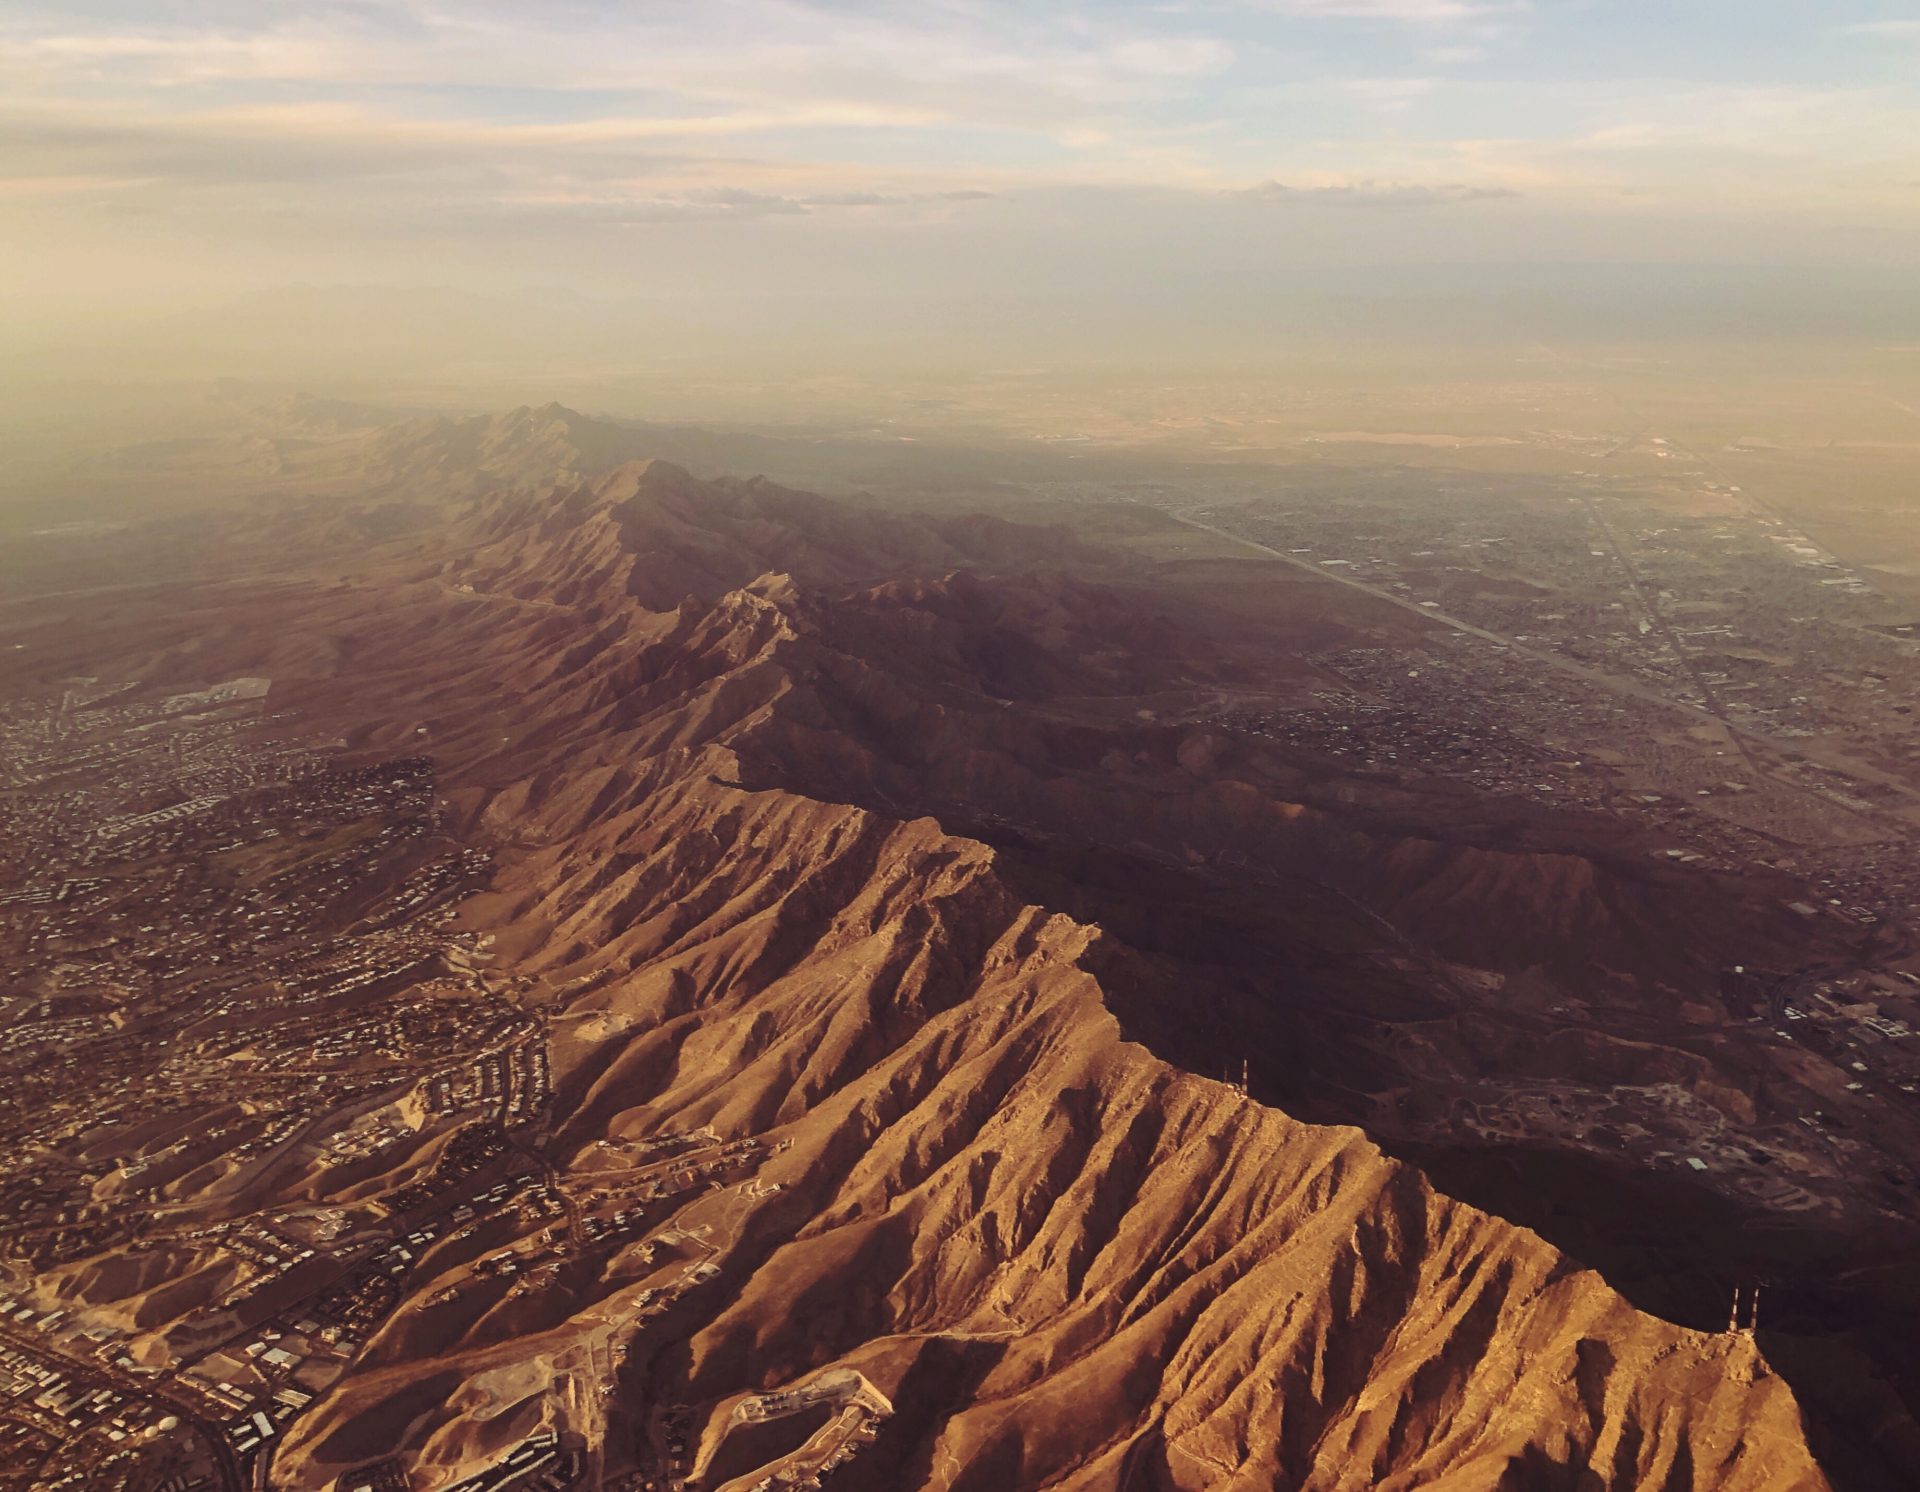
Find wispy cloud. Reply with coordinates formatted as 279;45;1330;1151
0;92;1013;229
1238;177;1518;205
0;5;1232;106
1;0;1916;312
1244;0;1522;19
1840;20;1920;40
1343;76;1437;111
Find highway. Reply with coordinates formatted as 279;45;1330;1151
1162;503;1746;724
1157;502;1920;835
1571;490;1764;774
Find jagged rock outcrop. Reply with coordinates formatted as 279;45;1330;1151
21;443;1847;1489
256;466;1835;1489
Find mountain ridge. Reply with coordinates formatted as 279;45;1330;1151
10;428;1909;1489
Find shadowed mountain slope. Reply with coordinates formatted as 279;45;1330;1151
7;442;1899;1490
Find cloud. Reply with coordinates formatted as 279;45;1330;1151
608;186;1000;218
1;0;1916;289
1841;20;1920;40
800;188;996;206
1240;0;1524;22
1343;77;1436;111
0;5;1232;111
6;25;362;85
0;93;1011;235
1238;178;1519;205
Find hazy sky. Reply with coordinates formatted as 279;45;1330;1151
5;2;1920;360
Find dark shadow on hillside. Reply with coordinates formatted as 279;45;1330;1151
980;832;1920;1492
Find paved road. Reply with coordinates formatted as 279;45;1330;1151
1158;502;1920;832
1161;504;1748;727
0;1319;245;1492
1636;430;1920;816
1572;491;1765;774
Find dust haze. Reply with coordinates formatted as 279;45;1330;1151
7;6;1920;1492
